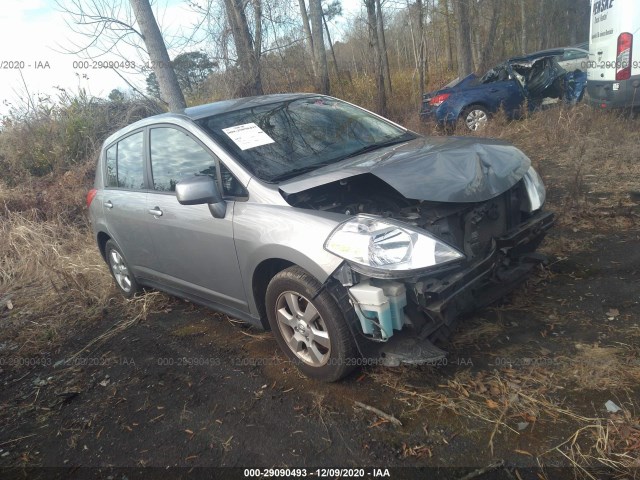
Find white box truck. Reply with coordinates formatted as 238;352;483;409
587;0;640;109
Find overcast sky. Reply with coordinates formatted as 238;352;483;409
0;0;363;117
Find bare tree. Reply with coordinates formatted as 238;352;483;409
519;0;527;54
452;0;473;77
309;0;330;94
223;0;264;96
130;0;186;111
442;0;454;71
57;0;185;110
416;0;424;98
299;0;316;76
364;0;386;115
375;0;392;93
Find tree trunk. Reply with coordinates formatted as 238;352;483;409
129;0;186;111
452;0;473;78
309;0;329;94
365;0;386;115
416;0;424;99
520;0;527;54
223;0;263;96
322;11;347;93
299;0;316;76
254;0;262;62
443;0;454;71
480;0;500;71
538;0;546;50
375;0;392;93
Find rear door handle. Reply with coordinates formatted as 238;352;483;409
104;201;113;209
148;207;163;217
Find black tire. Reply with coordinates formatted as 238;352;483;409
265;266;358;382
105;240;140;298
459;104;490;131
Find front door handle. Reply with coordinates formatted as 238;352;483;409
104;201;113;209
148;207;163;217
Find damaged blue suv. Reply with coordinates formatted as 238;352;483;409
88;94;553;381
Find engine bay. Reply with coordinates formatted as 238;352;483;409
282;173;525;261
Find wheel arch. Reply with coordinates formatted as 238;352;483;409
97;231;112;263
251;258;295;330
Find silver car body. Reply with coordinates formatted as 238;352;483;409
91;107;350;325
89;94;553;366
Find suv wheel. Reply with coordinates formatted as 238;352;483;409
265;266;358;382
461;105;489;131
105;240;140;298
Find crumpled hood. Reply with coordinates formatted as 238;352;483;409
279;136;531;203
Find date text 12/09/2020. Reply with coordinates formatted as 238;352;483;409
243;468;391;478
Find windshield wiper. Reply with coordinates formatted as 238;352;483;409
338;133;414;161
269;162;334;182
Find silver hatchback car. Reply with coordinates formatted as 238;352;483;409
87;94;553;381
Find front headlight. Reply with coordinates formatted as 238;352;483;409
324;215;464;276
522;166;546;212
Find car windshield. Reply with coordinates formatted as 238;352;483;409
197;96;415;182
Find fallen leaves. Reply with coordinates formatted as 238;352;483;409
401;443;432;458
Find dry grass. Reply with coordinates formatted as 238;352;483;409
555;344;640;391
0;181;170;360
548;407;640;476
374;364;640;472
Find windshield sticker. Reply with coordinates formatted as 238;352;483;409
222;123;275;150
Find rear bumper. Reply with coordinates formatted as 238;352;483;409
587;76;640;109
419;102;459;126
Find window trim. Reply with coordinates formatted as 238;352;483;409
103;128;149;192
146;123;248;201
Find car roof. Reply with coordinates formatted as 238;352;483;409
508;47;588;63
507;49;566;62
101;93;320;148
182;93;318;120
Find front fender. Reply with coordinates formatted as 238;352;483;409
233;203;345;316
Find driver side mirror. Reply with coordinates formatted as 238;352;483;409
175;175;226;218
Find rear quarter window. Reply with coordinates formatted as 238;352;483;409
104;131;145;190
106;145;117;187
116;132;145;189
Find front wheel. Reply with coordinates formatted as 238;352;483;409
265;266;358;382
460;105;489;131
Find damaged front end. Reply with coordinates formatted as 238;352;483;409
509;55;587;107
282;145;554;366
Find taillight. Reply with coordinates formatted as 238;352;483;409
616;32;633;81
429;93;451;107
86;188;97;208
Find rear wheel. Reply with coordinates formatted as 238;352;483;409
105;240;140;298
460;105;489;131
265;266;358;382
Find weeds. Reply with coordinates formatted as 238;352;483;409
0;202;169;360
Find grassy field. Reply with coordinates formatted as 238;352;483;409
1;101;639;476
